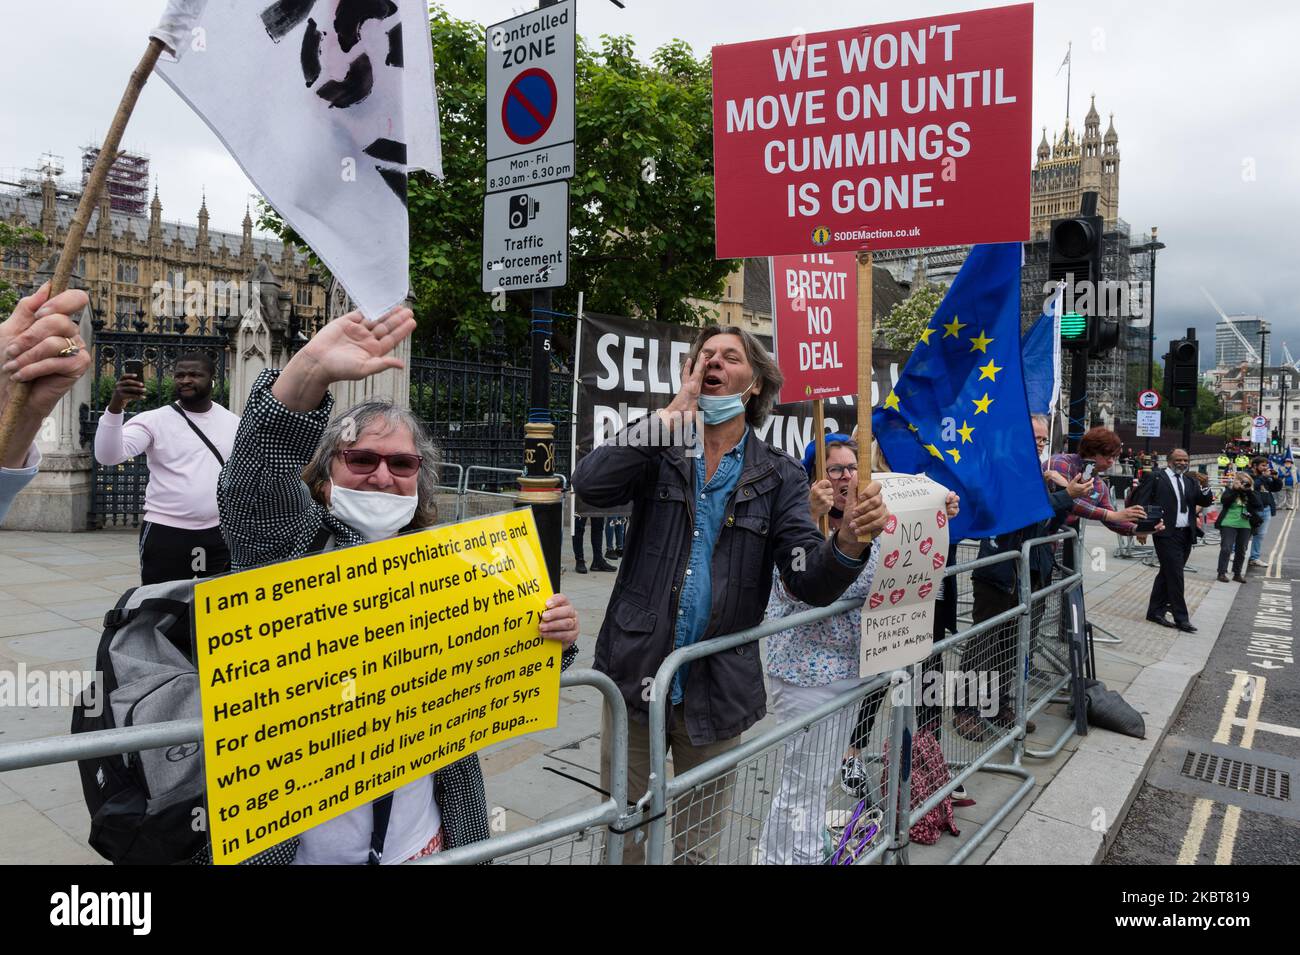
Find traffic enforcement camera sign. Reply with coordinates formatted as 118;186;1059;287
482;181;569;292
486;0;575;192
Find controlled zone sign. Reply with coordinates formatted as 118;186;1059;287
194;510;560;864
712;3;1033;258
486;0;575;192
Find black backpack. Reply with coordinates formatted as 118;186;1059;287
71;579;207;865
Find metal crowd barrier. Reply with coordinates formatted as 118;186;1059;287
0;531;1088;867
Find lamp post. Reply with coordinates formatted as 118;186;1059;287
1257;326;1270;452
1132;228;1166;454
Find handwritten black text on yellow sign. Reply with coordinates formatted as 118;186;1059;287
194;509;558;865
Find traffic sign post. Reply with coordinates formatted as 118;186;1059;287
1137;389;1161;411
1252;415;1269;446
483;0;576;594
485;0;576;191
1136;410;1161;438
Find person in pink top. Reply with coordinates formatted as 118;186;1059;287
93;352;239;584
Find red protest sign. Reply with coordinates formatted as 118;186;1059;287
712;4;1033;258
771;253;858;403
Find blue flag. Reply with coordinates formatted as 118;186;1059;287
873;243;1052;540
1021;312;1055;416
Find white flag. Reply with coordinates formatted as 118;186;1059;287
1048;280;1064;417
1056;45;1071;76
151;0;443;319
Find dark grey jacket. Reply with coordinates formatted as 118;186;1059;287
573;414;868;745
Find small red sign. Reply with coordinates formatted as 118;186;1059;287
712;4;1033;257
771;252;858;402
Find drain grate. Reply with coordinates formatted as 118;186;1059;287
1181;751;1291;801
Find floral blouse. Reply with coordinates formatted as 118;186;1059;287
764;540;879;687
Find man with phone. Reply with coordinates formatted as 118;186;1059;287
94;351;238;584
1134;448;1214;632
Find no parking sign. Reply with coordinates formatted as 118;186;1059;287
485;1;575;192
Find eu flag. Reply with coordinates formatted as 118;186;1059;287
872;243;1052;540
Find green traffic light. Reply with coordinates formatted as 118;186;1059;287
1061;311;1087;340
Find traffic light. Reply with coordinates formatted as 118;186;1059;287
1273;429;1281;449
1163;332;1199;408
1050;213;1103;352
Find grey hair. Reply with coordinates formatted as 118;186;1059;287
687;325;784;427
1031;414;1051;428
303;399;442;529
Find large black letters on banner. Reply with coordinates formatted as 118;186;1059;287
572;312;908;517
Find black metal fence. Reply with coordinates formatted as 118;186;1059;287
81;328;572;525
409;341;572;490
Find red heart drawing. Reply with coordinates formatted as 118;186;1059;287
883;515;898;535
935;510;947;528
889;589;906;605
932;552;946;570
869;592;885;609
883;549;900;568
919;537;934;555
918;582;933;599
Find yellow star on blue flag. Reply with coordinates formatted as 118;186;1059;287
872;244;1051;538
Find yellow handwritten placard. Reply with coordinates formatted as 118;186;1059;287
193;509;558;864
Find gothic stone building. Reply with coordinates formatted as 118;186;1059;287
0;172;320;332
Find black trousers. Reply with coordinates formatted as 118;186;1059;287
139;521;231;586
1147;529;1193;624
571;516;605;562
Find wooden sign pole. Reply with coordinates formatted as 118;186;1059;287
856;248;874;542
0;38;164;461
813;398;828;535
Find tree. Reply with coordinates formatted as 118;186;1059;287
1205;415;1249;439
0;222;45;314
259;7;732;347
877;283;947;351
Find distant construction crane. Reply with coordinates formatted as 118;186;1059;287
1201;287;1262;365
1283;342;1300;373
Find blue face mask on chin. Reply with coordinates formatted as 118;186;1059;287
698;378;756;425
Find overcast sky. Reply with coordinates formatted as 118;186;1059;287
3;1;1296;369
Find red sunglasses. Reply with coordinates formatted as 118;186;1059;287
337;449;422;478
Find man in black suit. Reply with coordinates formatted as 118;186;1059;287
1136;448;1215;632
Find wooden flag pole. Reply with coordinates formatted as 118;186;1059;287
0;37;165;461
813;398;828;536
856;248;874;542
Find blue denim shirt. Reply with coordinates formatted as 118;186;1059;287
672;429;749;704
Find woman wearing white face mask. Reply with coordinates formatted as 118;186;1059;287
218;309;580;864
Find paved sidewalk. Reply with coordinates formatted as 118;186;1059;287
0;523;1241;864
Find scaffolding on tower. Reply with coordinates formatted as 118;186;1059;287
81;143;150;217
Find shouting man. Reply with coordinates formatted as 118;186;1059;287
573;325;889;864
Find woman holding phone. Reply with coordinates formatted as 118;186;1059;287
1045;427;1156;545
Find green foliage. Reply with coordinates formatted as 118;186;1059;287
1205;415;1250;438
257;6;733;347
878;284;947;351
0;222;45;315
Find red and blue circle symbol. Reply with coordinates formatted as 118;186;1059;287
502;68;558;145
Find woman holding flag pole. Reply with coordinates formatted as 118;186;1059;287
215;310;581;864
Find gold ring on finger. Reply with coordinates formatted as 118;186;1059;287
57;337;81;357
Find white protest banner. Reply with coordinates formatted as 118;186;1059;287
860;473;950;676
